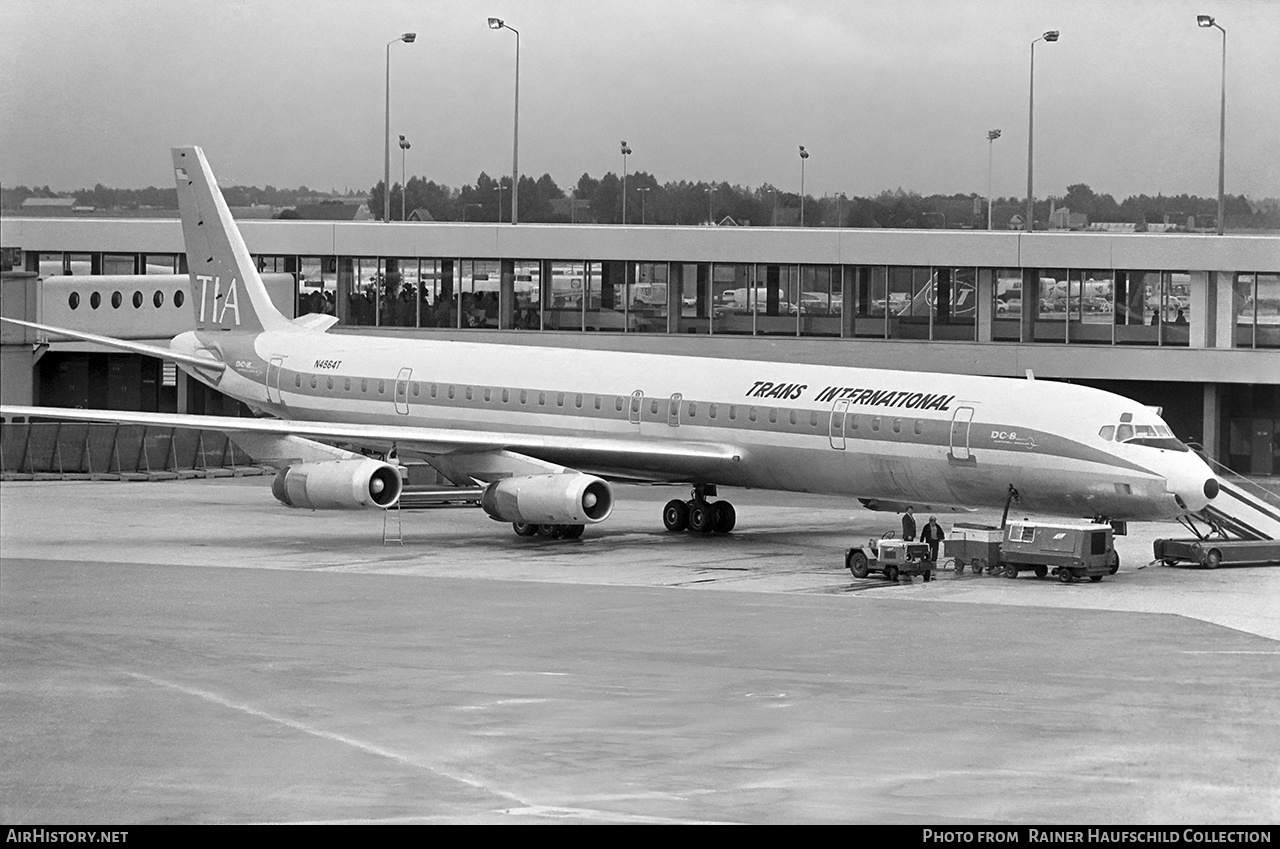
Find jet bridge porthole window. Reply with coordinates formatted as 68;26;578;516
111;292;122;309
153;291;164;308
132;291;143;308
174;290;185;308
90;292;101;309
68;292;80;310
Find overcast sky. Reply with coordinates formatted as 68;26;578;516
2;0;1277;201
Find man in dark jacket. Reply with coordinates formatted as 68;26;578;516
901;506;917;541
920;515;946;561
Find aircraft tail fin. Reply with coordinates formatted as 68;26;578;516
172;146;292;334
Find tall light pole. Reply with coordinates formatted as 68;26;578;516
488;18;520;224
620;141;631;224
798;145;809;226
494;184;504;222
706;185;714;225
398;135;410;222
384;32;416;223
638;187;651;224
1198;14;1227;235
1026;30;1058;232
987;128;1002;230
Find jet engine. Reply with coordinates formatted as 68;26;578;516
271;458;403;510
480;474;614;525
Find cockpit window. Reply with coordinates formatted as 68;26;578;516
1126;437;1189;451
1103;421;1185;450
1116;424;1134;442
1099;425;1115;441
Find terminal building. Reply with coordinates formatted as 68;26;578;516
1;218;1277;475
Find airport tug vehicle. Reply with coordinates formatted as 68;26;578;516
849;520;1120;584
845;533;937;583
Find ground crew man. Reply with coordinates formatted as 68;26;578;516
902;506;916;541
920;515;945;561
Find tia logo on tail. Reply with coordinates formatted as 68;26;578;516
197;275;241;326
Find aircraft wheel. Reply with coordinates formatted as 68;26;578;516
711;500;736;534
562;524;585;539
1058;568;1074;584
687;500;714;534
884;565;899;583
1204;549;1221;569
1034;565;1048;579
538;524;562;539
513;522;538;537
1089;575;1104;582
848;551;870;579
662;499;689;532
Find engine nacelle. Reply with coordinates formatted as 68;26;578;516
271;458;403;510
481;473;613;525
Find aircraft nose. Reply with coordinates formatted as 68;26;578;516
1167;454;1217;514
1204;477;1220;500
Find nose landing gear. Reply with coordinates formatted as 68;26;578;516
663;484;736;535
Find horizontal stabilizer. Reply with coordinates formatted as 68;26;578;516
0;316;225;373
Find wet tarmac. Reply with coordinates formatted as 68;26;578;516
1;478;1277;823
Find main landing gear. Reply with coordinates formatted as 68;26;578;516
663;484;736;535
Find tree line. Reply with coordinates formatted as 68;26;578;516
5;175;1277;230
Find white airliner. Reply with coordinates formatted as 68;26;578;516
0;147;1222;539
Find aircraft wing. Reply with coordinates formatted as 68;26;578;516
0;405;746;483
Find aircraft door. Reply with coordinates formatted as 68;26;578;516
629;390;644;431
266;357;284;405
394;367;412;415
949;406;975;463
829;398;852;449
668;393;682;427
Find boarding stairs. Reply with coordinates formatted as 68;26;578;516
1180;456;1280;542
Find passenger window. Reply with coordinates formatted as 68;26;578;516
892;418;901;433
295;375;302;387
810;411;818;427
557;393;564;407
327;377;334;390
344;378;351;392
710;404;718;419
730;406;737;421
650;399;659;415
575;394;582;408
466;387;473;401
872;417;881;432
851;414;859;430
310;376;317;389
539;392;546;406
769;409;777;424
412;382;420;397
484;388;491;402
1116;424;1134;441
616;397;624;412
521;390;528;404
379;380;386;395
914;420;923;435
361;379;368;393
430;384;437;398
1099;425;1115;441
502;389;509;403
688;402;697;417
789;410;797;425
447;385;454;399
594;396;601;410
749;407;758;422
